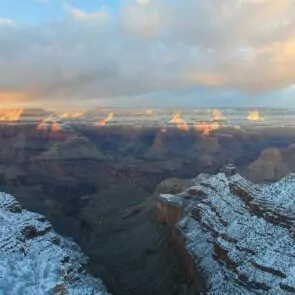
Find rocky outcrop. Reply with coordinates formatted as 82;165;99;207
145;129;168;158
0;192;109;295
156;195;183;226
158;172;295;294
242;148;290;183
155;178;205;294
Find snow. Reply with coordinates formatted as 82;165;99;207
174;173;295;294
159;194;183;207
0;192;110;295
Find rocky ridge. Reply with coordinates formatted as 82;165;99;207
158;172;295;294
241;148;291;183
0;192;109;295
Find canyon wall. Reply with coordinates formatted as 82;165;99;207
155;192;205;294
156;172;295;294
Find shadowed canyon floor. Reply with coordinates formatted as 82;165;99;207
1;123;295;294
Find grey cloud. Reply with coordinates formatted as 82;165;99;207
0;0;295;106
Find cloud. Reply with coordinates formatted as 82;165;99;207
0;91;28;101
0;18;13;25
63;2;109;22
0;0;295;106
122;0;161;38
187;72;228;86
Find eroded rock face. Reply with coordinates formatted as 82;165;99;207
0;192;110;295
159;173;295;294
242;148;290;183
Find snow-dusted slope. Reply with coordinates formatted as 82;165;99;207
0;192;110;295
160;173;295;294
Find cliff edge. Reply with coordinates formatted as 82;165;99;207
0;192;110;295
157;172;295;294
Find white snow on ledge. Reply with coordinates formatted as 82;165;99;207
0;192;110;295
159;193;183;207
175;173;295;295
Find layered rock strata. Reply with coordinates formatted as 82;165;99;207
157;172;295;294
0;192;110;295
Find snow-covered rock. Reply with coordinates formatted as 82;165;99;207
0;192;110;295
163;172;295;294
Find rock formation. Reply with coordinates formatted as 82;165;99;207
2;123;295;294
35;136;106;161
242;148;290;183
156;172;295;294
0;192;109;295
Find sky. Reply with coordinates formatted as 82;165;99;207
1;0;295;108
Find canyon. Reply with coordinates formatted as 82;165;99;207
1;120;295;294
156;172;295;294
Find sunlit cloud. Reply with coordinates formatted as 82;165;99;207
63;2;109;22
187;72;227;87
0;91;28;102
